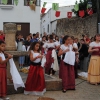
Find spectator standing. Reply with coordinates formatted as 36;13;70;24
30;34;38;43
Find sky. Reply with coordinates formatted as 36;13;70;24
41;0;80;11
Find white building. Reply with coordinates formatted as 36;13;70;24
0;0;41;38
41;5;76;35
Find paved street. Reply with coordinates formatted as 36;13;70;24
8;78;100;100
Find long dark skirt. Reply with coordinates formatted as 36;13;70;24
59;60;75;90
24;65;46;95
0;64;7;97
45;48;54;74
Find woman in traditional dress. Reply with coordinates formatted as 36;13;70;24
58;35;75;93
43;35;59;75
0;40;13;100
24;42;46;96
88;34;100;85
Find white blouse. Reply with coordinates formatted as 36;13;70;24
54;41;60;46
31;50;41;63
43;42;57;48
0;52;5;61
60;44;70;51
89;42;100;47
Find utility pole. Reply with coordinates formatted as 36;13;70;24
97;0;100;33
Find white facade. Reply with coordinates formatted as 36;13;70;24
41;5;76;35
0;0;40;33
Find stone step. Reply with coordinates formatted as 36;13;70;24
7;74;62;95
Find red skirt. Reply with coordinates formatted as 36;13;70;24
59;60;75;90
0;64;7;97
24;65;46;95
45;48;54;74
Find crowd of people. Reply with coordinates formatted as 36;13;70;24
0;30;100;99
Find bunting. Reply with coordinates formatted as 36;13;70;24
14;0;18;6
87;8;93;15
74;4;79;11
43;2;47;8
41;2;47;14
52;3;59;11
41;8;46;14
67;12;72;18
55;11;60;17
79;10;85;18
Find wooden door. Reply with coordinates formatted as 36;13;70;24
16;23;30;39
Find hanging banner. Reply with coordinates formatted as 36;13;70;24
43;2;47;7
14;0;18;6
55;11;60;17
79;10;85;17
52;3;59;11
74;4;79;11
87;8;93;15
67;12;72;18
41;8;46;14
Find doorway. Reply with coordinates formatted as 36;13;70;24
4;22;30;39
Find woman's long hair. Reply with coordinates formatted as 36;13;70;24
62;35;69;44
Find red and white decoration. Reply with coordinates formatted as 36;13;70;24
87;8;93;15
67;12;72;18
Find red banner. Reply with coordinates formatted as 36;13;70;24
79;10;85;17
41;8;46;14
87;8;93;15
55;11;60;17
67;12;72;18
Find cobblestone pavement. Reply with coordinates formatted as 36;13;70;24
8;78;100;100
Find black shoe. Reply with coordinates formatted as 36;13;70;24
62;89;67;93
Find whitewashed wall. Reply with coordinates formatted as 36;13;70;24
51;21;57;34
0;0;40;33
41;9;51;35
41;5;75;35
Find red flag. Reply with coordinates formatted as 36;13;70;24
67;12;72;18
87;8;93;15
55;11;60;17
79;10;85;17
41;8;46;14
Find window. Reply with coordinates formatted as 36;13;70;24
48;24;49;33
24;0;40;6
0;0;13;5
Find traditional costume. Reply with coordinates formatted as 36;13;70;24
24;50;46;96
0;52;7;97
59;44;75;90
88;42;100;84
43;42;59;74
